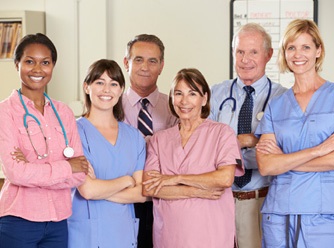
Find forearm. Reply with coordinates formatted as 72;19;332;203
178;165;235;190
77;175;134;200
106;183;147;204
293;151;334;172
143;184;215;200
257;146;319;176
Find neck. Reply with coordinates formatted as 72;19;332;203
179;118;204;133
293;73;325;94
131;85;157;97
86;109;118;128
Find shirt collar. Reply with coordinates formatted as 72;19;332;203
236;75;269;96
126;87;160;107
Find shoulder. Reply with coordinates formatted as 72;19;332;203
270;81;289;96
211;80;232;92
151;124;178;139
50;98;74;114
203;119;234;133
210;80;233;99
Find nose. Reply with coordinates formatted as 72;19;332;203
103;84;111;93
241;53;250;63
32;63;42;72
180;95;188;105
140;61;149;71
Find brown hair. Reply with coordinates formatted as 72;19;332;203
83;59;125;121
169;68;211;119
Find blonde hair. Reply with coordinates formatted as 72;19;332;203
277;19;325;73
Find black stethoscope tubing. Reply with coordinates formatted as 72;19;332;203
218;77;272;116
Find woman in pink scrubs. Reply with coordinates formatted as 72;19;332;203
143;68;244;248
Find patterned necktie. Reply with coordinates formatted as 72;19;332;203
138;98;153;136
234;86;254;188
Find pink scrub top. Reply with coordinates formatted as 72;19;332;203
145;119;244;248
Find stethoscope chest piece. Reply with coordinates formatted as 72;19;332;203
63;146;74;158
256;111;264;121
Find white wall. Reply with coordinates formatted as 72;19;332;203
1;0;334;114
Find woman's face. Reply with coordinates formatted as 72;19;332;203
172;80;207;122
284;32;321;75
16;43;54;92
84;71;124;112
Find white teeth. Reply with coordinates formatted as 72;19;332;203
99;96;112;100
294;61;306;65
30;76;43;81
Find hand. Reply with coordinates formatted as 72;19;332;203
314;134;334;157
67;156;89;174
256;139;283;154
237;133;259;149
143;171;180;195
87;162;96;179
197;188;225;200
11;147;29;163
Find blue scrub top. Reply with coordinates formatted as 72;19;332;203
68;118;146;248
256;81;334;214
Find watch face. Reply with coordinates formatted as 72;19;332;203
63;146;74;158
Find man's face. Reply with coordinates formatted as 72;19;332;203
124;41;164;96
233;32;272;85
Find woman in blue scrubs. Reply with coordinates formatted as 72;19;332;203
256;19;334;248
68;59;147;248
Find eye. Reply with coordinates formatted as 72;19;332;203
42;60;51;65
134;57;143;63
286;46;295;51
149;59;158;64
25;59;34;64
303;45;311;50
111;81;120;87
95;80;104;85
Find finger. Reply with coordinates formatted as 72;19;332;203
154;182;164;195
146;179;162;191
142;178;159;185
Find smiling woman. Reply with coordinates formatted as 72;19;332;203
143;68;244;248
67;59;147;248
0;33;88;248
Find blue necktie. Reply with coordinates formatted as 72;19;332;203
234;86;254;188
138;98;153;136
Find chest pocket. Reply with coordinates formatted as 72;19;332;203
18;126;46;152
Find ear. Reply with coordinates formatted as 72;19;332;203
83;82;89;94
15;62;19;71
202;92;208;106
316;45;322;58
123;57;129;72
266;48;274;62
158;60;165;75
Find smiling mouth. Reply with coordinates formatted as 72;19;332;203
30;76;43;82
293;61;306;65
99;96;112;100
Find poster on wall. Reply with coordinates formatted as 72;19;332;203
230;0;318;88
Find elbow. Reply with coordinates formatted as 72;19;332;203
142;186;154;198
258;162;272;176
77;183;95;200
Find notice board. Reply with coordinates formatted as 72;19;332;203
230;0;318;88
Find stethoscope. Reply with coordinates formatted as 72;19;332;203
218;77;272;122
18;89;74;159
